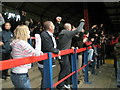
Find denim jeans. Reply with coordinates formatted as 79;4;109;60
87;49;94;61
11;72;31;90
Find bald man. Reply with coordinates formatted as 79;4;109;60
56;19;85;89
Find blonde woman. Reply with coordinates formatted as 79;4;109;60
10;25;42;89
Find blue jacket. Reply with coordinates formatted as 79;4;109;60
2;29;13;54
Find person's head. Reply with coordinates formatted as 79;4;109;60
56;16;62;22
25;21;30;26
22;11;25;15
4;22;11;30
21;10;26;16
64;23;71;31
29;19;33;23
14;25;30;42
44;21;55;33
92;25;97;29
101;30;104;35
84;30;89;37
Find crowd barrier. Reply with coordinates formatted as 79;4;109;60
0;45;102;90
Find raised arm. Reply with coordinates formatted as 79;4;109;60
76;19;85;32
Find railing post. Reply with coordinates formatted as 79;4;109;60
84;50;92;84
97;56;100;68
71;49;78;89
91;53;95;74
43;52;53;89
100;55;103;66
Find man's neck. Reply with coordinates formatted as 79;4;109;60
57;22;60;24
47;30;53;36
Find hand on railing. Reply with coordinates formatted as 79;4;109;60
58;51;61;55
34;50;43;56
58;51;61;59
40;51;44;55
71;47;75;49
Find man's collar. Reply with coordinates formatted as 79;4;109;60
47;30;53;36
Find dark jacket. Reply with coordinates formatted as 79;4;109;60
38;31;59;64
41;31;59;54
2;29;13;53
71;32;84;55
114;42;120;60
54;22;63;37
71;32;84;48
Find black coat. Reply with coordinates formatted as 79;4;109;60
71;32;84;48
54;22;63;37
38;31;59;64
41;31;59;54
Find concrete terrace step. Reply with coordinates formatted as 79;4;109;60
78;64;117;88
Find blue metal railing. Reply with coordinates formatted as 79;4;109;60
43;48;99;89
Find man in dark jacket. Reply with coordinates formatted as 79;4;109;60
56;19;85;89
54;16;63;45
114;37;120;87
2;22;13;80
71;29;84;80
38;21;60;89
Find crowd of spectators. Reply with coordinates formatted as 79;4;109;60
0;10;120;89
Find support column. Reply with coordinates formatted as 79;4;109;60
84;3;89;30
